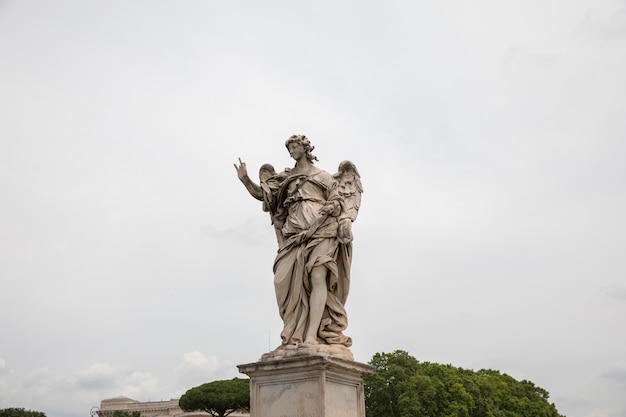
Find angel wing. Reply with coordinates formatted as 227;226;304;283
333;160;363;222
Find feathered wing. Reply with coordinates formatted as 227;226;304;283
334;160;363;222
333;160;362;321
333;160;362;245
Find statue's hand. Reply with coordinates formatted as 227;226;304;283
319;203;335;215
338;218;353;244
319;201;340;216
234;157;248;181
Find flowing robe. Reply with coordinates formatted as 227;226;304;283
270;169;352;347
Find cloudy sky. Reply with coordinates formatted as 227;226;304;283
1;1;625;416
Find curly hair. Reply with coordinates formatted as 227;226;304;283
285;134;318;163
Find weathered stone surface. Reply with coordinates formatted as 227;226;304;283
238;356;373;417
260;342;354;362
235;135;362;357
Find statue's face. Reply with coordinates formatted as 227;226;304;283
288;142;305;160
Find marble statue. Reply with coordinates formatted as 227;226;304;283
235;135;362;360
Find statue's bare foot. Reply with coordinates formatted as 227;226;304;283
303;338;319;345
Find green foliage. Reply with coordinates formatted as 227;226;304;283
365;350;421;417
0;409;46;417
365;350;565;417
179;378;250;417
112;412;140;417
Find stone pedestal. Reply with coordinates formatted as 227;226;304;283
238;355;373;417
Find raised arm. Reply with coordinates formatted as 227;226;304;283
234;158;263;201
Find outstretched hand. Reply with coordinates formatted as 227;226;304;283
234;157;248;181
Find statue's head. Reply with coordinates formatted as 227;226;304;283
285;134;318;163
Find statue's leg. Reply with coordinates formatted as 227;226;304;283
304;263;328;344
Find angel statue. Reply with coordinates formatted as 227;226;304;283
234;135;362;360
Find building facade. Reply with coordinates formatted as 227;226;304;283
97;396;248;417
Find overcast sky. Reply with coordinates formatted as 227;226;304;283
1;1;625;417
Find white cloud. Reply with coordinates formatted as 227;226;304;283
170;351;239;398
601;283;626;301
180;351;220;373
582;3;626;39
0;359;7;374
76;363;120;389
75;363;159;398
0;363;161;417
116;371;160;399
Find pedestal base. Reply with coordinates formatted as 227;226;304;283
238;355;373;417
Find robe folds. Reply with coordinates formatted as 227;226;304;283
270;169;352;347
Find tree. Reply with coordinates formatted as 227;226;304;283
0;409;46;417
364;350;565;417
365;350;421;417
179;378;250;417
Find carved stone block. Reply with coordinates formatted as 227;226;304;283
238;356;373;417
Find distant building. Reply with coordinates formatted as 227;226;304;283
97;396;248;417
